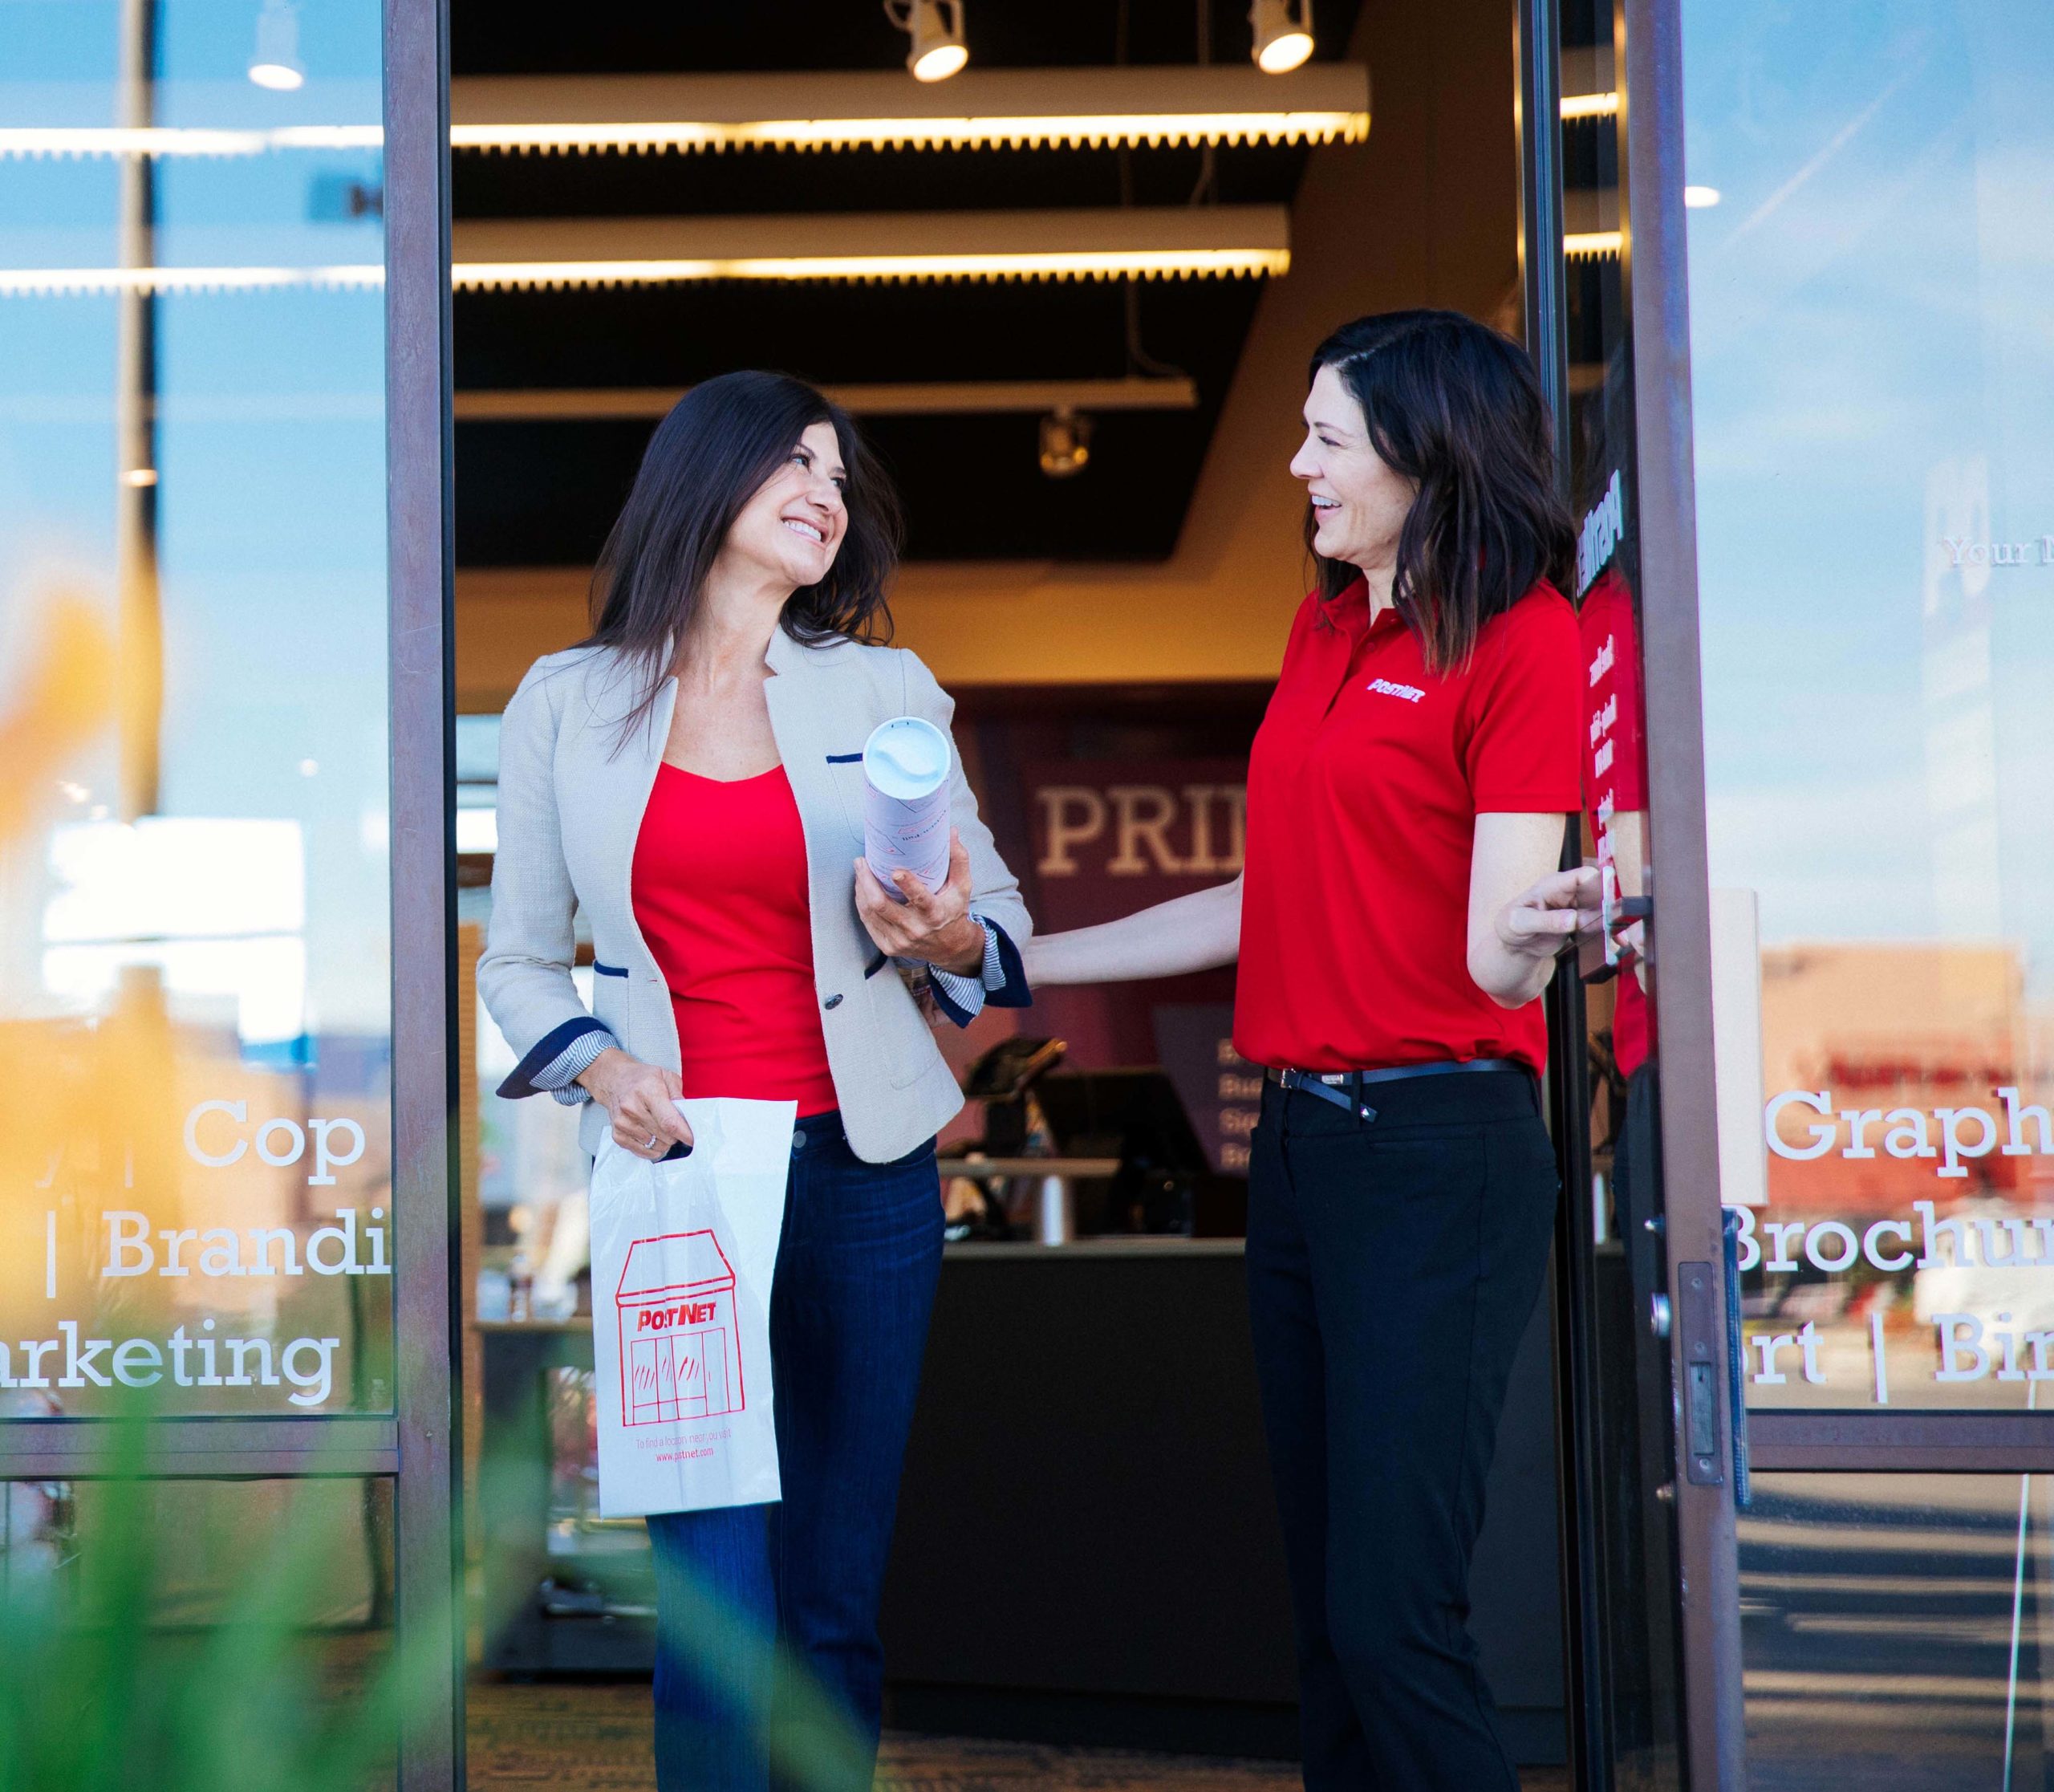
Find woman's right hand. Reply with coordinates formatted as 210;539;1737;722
577;1048;693;1160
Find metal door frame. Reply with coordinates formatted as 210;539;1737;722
1516;0;1751;1782
1618;0;1749;1782
0;0;460;1782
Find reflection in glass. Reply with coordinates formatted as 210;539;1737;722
1;1475;396;1789
1743;1473;2054;1790
0;3;390;1415
1681;0;2054;1409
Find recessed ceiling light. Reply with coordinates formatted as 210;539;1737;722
1250;0;1314;74
1683;185;1721;208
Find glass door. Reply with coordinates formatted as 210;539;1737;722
0;0;455;1783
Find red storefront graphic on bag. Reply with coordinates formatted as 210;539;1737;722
616;1232;745;1426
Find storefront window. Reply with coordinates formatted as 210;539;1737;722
1681;0;2054;1410
1;1;392;1416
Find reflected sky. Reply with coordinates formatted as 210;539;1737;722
1683;0;2054;995
1;0;388;1036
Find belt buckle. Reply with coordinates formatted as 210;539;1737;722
1279;1067;1376;1124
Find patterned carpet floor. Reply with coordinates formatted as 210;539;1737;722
466;1680;1570;1790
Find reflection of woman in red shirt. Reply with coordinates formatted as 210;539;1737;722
1029;311;1593;1790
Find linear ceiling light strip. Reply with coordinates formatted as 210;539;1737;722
0;253;1287;296
451;249;1288;289
0;264;385;295
447;111;1366;154
0;113;1367;158
1563;230;1624;259
0;124;384;158
1558;91;1619;120
447;63;1370;156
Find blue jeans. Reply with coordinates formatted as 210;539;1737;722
645;1110;943;1792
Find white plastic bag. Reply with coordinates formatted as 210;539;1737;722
587;1097;795;1518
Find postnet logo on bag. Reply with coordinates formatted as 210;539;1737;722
617;1231;745;1425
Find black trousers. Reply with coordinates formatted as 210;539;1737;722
1245;1069;1561;1790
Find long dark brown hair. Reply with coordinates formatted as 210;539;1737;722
578;370;903;737
1305;311;1574;673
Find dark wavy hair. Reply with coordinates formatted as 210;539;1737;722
578;370;902;737
1305;310;1574;673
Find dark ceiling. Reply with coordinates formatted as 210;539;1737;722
449;0;1365;569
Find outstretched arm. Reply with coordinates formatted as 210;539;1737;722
1026;876;1242;987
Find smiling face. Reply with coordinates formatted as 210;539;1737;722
721;419;849;590
1290;362;1418;581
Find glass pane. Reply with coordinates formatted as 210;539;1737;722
1743;1472;2054;1790
1;1475;396;1789
0;1;392;1416
1682;0;2054;1410
1553;1;1686;1782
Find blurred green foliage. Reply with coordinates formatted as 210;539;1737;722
0;1405;869;1791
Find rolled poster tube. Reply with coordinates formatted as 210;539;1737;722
863;715;952;899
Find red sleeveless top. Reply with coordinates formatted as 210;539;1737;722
631;762;839;1116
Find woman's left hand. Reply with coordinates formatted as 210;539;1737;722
854;831;986;975
1495;863;1602;961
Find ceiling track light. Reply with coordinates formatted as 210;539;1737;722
1249;0;1314;74
247;0;306;91
885;0;968;83
1038;408;1092;479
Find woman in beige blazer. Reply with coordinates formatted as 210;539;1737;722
480;371;1030;1792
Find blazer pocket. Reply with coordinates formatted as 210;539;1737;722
863;964;940;1091
822;750;871;843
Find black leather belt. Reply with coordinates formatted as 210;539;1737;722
1265;1058;1522;1123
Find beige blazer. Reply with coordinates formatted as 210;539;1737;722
478;628;1033;1164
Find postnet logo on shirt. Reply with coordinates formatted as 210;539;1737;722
1366;677;1427;703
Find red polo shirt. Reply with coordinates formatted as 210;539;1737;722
1234;578;1583;1075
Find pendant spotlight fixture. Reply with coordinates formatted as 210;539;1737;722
247;0;306;91
884;0;969;83
1248;0;1314;74
1038;408;1093;478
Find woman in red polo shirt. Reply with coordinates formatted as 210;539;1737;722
1029;311;1596;1791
